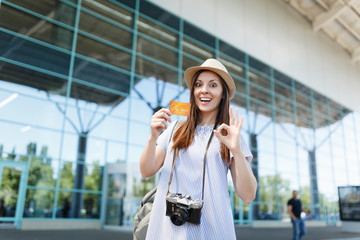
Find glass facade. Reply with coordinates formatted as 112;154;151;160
0;0;359;228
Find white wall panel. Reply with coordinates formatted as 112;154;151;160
286;12;308;86
180;0;217;31
267;1;290;72
215;0;246;50
243;0;269;61
306;33;325;93
150;0;360;112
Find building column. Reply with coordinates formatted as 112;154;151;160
308;149;320;218
251;133;260;219
71;132;88;218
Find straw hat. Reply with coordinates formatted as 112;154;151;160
184;58;236;99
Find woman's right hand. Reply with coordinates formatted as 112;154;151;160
150;108;172;139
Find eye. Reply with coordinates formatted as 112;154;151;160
195;82;202;87
210;83;217;87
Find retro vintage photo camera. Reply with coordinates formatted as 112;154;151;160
166;192;202;226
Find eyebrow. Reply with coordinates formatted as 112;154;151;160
196;79;220;83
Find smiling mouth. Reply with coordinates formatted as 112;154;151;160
200;98;212;103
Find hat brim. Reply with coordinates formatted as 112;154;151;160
184;66;236;99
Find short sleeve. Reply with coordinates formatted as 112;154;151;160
230;133;253;163
156;120;178;154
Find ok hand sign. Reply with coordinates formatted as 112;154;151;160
213;106;243;155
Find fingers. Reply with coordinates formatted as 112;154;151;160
151;108;172;133
154;108;172;123
229;106;244;129
214;124;232;147
229;106;234;125
234;108;239;126
151;116;168;129
216;123;231;135
229;106;240;127
213;129;222;140
213;128;224;140
238;115;244;130
214;123;226;137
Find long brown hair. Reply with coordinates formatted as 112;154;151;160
172;70;231;164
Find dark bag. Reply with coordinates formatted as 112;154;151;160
133;120;183;240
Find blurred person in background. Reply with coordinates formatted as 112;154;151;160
287;190;312;240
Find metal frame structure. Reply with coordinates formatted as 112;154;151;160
0;0;359;228
284;0;360;62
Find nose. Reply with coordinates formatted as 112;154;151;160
200;85;209;94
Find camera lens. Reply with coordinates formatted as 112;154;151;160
170;207;188;226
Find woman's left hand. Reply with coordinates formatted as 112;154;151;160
213;106;243;154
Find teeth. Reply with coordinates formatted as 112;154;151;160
200;98;211;102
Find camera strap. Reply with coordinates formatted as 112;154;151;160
166;120;182;196
166;124;215;208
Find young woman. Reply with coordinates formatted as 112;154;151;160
139;59;257;239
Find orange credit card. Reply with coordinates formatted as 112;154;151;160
169;101;191;116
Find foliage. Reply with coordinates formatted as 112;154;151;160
259;174;291;215
83;163;103;217
25;156;56;210
133;176;155;198
57;162;74;212
59;162;74;189
0;167;21;207
0;142;103;218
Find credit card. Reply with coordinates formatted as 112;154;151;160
169;101;191;116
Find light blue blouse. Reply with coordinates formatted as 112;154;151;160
146;121;253;240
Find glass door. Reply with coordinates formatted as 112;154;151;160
105;172;126;226
0;161;27;229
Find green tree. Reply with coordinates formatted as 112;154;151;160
133;176;155;198
59;162;74;189
21;143;55;214
299;185;334;218
299;186;311;207
83;163;103;218
56;161;74;217
0;167;21;207
259;174;291;215
1;143;55;210
26;157;55;209
85;164;102;192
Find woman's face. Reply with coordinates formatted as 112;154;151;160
193;71;224;117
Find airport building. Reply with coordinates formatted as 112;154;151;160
0;0;359;230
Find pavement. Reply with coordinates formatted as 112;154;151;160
0;225;359;240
